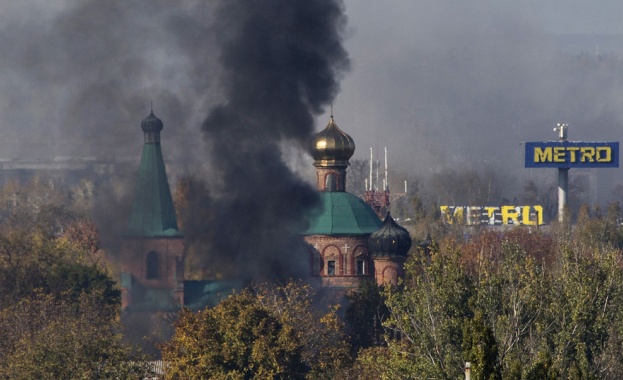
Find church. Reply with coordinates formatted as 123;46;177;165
304;115;412;288
119;110;412;311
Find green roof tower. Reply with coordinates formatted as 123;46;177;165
121;110;184;311
126;111;181;237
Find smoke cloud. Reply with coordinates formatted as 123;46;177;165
200;0;349;281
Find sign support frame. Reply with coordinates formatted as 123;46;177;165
555;123;568;222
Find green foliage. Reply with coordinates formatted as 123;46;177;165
162;281;352;379
162;290;306;379
0;204;119;309
462;311;501;380
377;241;472;378
0;178;144;378
0;292;150;379
345;279;388;352
253;281;352;379
353;229;623;379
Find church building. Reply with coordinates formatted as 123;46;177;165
304;116;411;286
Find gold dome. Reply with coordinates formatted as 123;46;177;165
310;116;355;168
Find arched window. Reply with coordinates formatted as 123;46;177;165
146;251;159;279
327;260;336;276
356;259;366;275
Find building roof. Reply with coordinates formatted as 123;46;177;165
368;213;412;257
310;116;355;168
126;114;181;238
304;192;382;236
141;111;164;133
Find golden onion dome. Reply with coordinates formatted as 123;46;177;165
310;116;355;168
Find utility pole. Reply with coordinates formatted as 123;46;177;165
555;123;568;222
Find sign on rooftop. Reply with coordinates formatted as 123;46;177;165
525;141;619;169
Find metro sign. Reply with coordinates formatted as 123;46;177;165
525;141;619;169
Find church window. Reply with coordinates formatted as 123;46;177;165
356;259;365;275
146;251;159;279
327;260;336;276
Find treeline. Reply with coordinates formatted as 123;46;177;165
160;219;623;379
352;225;623;379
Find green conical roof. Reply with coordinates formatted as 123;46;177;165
304;192;382;236
127;113;181;238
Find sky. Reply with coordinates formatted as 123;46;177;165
1;1;623;202
327;0;623;201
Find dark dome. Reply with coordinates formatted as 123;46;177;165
368;213;412;257
310;116;355;168
141;111;163;133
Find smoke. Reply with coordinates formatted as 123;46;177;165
0;0;216;163
200;0;349;281
0;0;349;282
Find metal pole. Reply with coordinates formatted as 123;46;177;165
555;123;568;222
465;362;471;380
369;148;373;191
384;147;388;191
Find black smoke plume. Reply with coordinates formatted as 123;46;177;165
200;0;349;282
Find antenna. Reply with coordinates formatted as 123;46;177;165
369;148;373;191
384;147;388;191
375;158;379;191
150;100;153;113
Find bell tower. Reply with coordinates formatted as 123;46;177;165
121;110;184;310
310;115;354;193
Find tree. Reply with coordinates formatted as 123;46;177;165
0;178;147;378
0;292;150;379
173;176;221;279
162;281;352;379
161;290;306;379
351;227;623;379
345;279;388;352
253;281;352;378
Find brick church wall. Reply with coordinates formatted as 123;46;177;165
121;236;184;309
304;235;373;287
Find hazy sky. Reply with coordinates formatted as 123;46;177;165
325;0;623;199
2;0;623;201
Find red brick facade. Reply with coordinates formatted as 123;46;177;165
304;235;373;285
305;235;407;287
315;167;347;192
372;256;406;286
120;237;184;309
